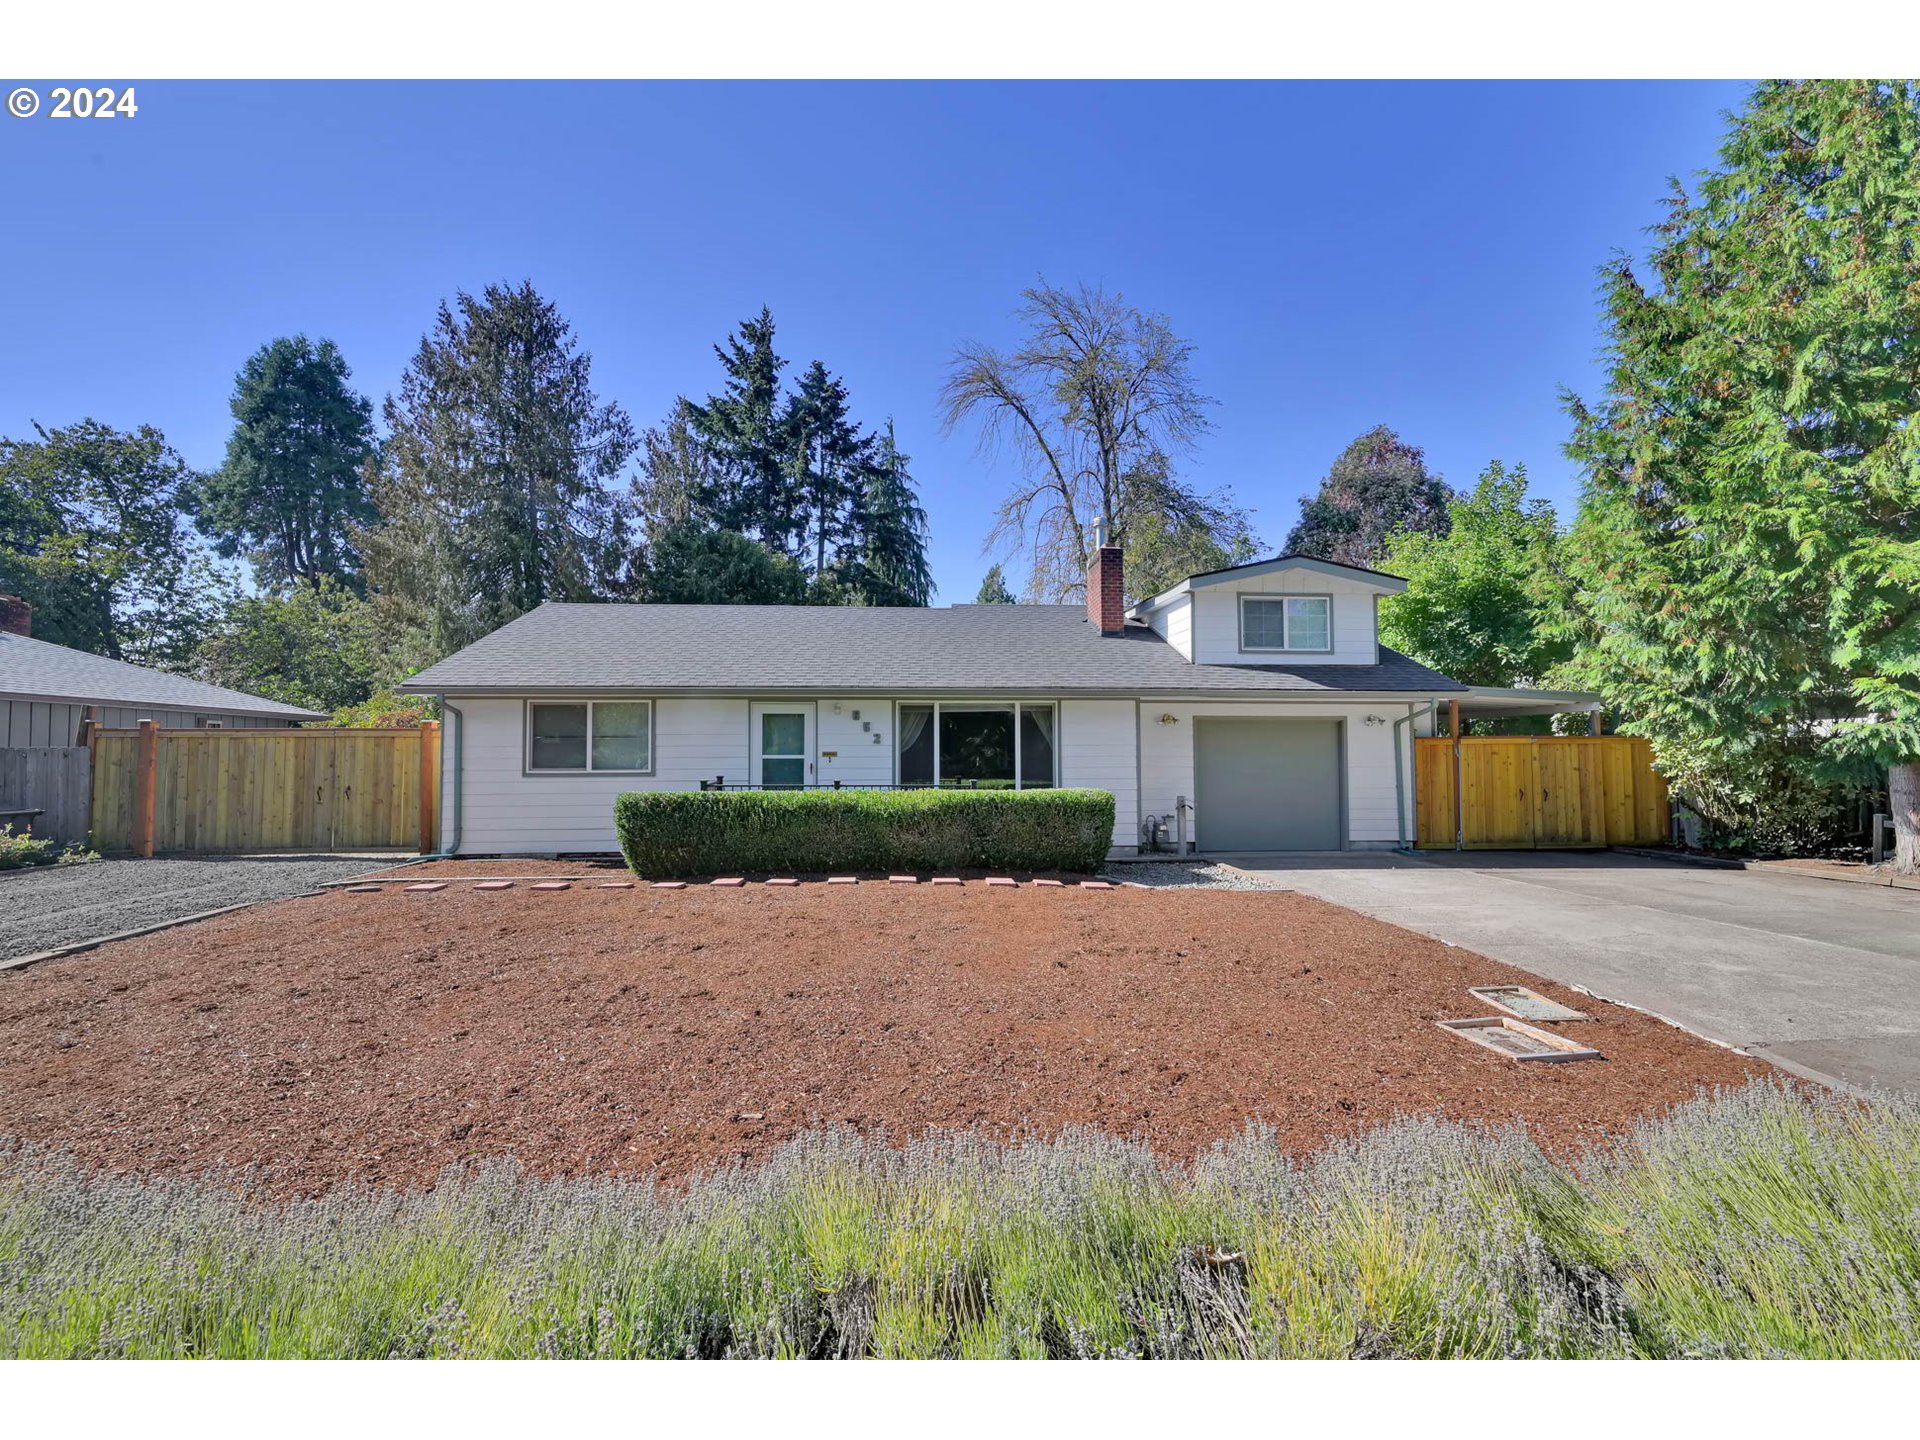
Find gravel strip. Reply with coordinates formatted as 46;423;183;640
0;856;402;962
1103;860;1293;891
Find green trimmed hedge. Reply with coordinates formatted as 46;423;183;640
614;788;1116;877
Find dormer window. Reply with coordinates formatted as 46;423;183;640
1239;595;1332;653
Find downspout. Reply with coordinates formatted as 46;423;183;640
1392;700;1434;853
431;696;463;859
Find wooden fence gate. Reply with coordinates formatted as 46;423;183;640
90;723;440;855
0;746;92;847
1414;735;1668;849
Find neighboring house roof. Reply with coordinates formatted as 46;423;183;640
0;632;325;719
399;601;1466;697
1132;553;1409;615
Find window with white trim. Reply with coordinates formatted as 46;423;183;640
1239;595;1332;652
527;700;653;772
895;701;1056;789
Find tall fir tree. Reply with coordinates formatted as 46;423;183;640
188;336;376;588
974;563;1017;604
786;359;867;579
846;420;933;607
1284;426;1452;569
358;282;636;667
682;308;796;554
1558;80;1920;869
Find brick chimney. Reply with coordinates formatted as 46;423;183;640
0;595;29;638
1086;528;1126;636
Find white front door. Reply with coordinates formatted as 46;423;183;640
749;702;815;789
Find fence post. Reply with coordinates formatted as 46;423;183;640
418;720;440;854
134;719;159;858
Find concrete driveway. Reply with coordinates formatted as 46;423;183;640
1219;850;1920;1093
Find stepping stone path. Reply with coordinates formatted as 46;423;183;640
766;877;799;886
404;882;448;893
344;885;382;894
596;881;634;889
930;877;963;886
473;881;514;892
651;881;688;890
1032;878;1064;887
530;881;570;892
826;876;859;885
709;877;745;887
985;877;1017;887
888;875;918;884
1079;880;1113;890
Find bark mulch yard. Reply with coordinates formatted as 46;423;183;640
0;882;1767;1195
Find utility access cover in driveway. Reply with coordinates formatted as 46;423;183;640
1219;849;1920;1093
1194;717;1342;851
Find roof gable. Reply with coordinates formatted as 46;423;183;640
1135;553;1409;614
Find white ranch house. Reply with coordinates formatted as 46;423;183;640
400;544;1595;859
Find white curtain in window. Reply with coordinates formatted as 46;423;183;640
897;705;930;755
1022;704;1054;747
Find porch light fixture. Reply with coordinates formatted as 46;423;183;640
1157;712;1179;725
1363;714;1387;727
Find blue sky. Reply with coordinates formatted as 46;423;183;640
0;80;1751;600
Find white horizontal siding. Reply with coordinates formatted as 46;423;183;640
816;698;895;787
1189;574;1382;666
444;693;1150;857
1060;699;1138;851
445;696;749;854
1138;699;1422;850
1146;596;1194;660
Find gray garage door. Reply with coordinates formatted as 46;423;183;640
1194;718;1343;852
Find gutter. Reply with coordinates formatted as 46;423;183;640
1391;700;1435;852
427;695;463;859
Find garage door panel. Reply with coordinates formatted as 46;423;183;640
1195;718;1342;851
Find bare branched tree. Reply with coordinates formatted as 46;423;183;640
939;281;1220;601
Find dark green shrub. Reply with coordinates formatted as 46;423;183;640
614;788;1116;877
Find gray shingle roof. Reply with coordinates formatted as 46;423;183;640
399;602;1464;697
0;633;325;718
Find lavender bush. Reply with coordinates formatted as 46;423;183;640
0;1082;1913;1358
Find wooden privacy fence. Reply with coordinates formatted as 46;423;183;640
1415;735;1668;849
90;722;440;855
0;747;92;847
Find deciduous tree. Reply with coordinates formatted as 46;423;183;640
940;281;1222;601
1283;426;1452;569
1378;461;1569;688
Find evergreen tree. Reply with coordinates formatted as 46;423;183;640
786;359;867;579
1378;461;1570;688
843;420;933;607
974;564;1017;604
683;308;795;554
1558;80;1920;870
637;526;807;605
1284;426;1452;568
359;282;636;667
188;336;375;588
